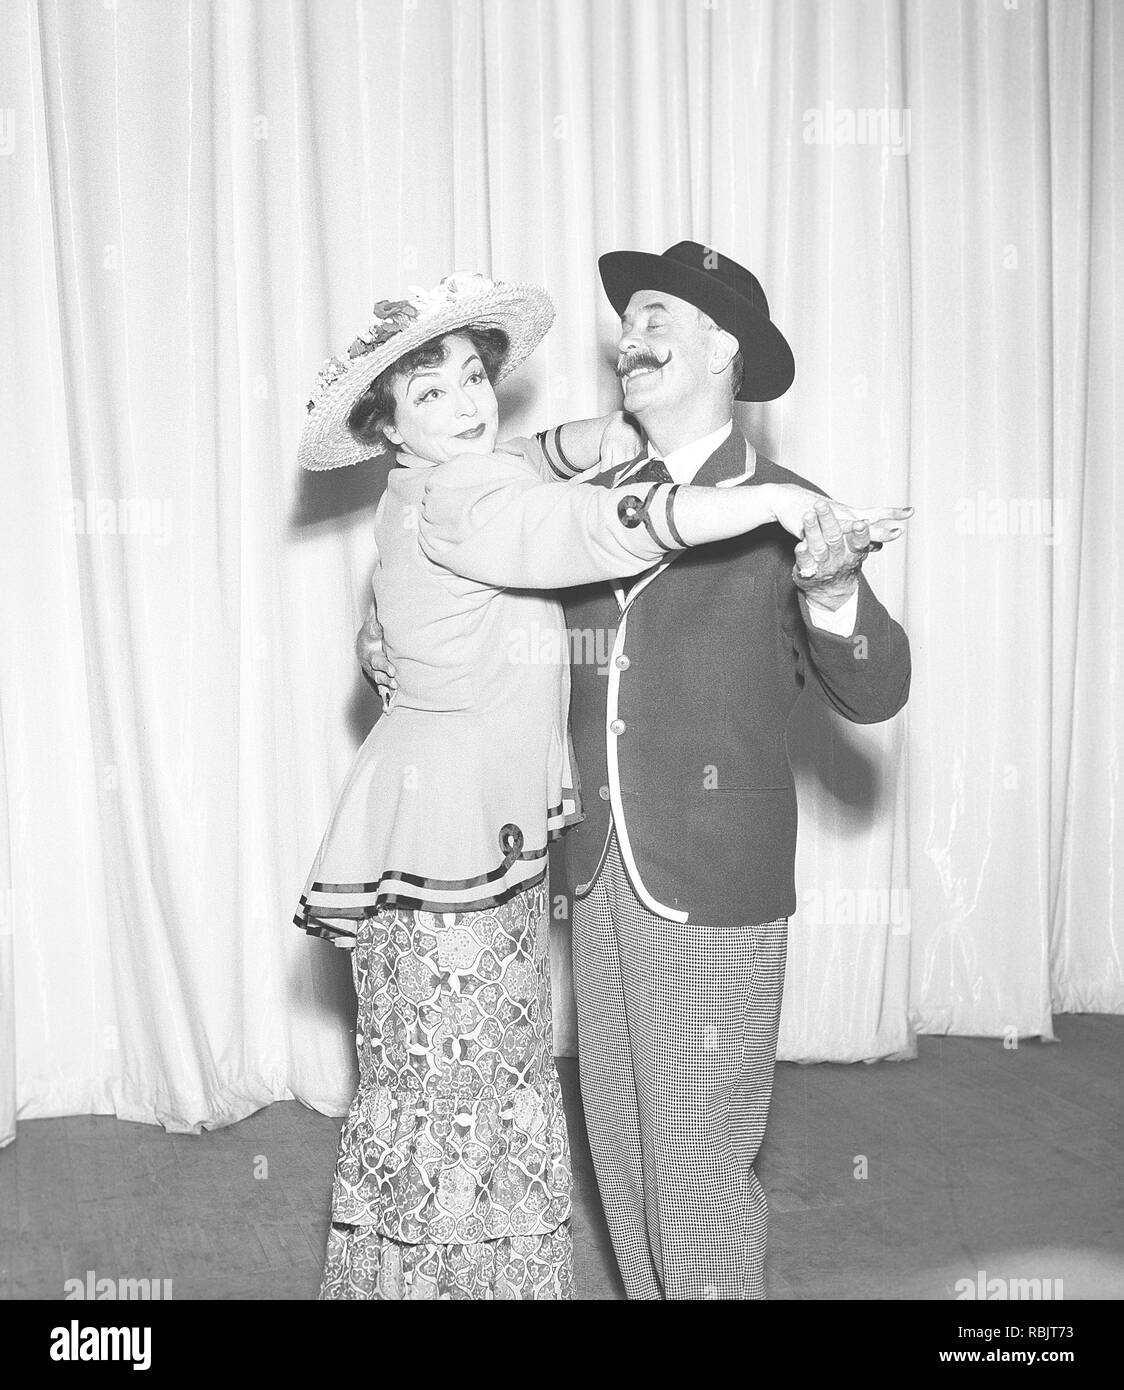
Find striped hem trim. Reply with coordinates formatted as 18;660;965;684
296;864;548;938
295;801;581;939
310;843;548;896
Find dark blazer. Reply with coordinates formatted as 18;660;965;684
561;425;911;927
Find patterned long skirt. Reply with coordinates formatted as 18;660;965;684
319;881;573;1300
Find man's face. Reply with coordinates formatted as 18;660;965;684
615;290;718;416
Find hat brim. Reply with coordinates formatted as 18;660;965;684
599;250;794;402
298;283;555;471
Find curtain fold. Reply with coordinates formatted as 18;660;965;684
0;703;13;1148
0;0;1119;1134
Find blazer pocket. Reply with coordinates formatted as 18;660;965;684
703;783;789;792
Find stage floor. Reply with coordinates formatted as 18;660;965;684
2;1016;1121;1300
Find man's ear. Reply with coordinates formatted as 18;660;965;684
711;327;739;375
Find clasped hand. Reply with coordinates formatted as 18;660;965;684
769;486;913;607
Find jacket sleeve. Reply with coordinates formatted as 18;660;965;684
496;432;598;482
418;449;680;589
782;567;911;724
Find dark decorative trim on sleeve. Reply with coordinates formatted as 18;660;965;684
551;425;576;475
664;485;688;549
639;485;670;549
617;484;677;550
537;425;575;479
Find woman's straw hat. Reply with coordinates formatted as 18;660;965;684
298;272;555;470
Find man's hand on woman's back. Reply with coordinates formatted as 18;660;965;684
356;601;396;711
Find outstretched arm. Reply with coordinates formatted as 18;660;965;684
786;568;912;724
419;450;911;591
778;494;913;723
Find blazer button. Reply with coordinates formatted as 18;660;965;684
598;785;610;800
609;718;626;735
615;654;630;670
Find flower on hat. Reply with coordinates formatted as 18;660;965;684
446;270;493;297
406;271;495;317
349;299;421;357
305;271;498;413
307;354;351;412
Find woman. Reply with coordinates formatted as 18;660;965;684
296;271;904;1299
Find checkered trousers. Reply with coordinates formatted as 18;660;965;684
573;831;787;1300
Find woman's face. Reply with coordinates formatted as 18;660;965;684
384;332;500;465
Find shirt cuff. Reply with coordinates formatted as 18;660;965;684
805;587;859;636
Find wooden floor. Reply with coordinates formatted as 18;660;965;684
1;1015;1121;1300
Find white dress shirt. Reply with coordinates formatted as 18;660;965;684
621;420;859;636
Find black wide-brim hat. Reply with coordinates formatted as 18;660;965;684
598;240;795;402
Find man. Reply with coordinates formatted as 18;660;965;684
359;242;911;1299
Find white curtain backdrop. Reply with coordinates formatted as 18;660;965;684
1;0;1120;1145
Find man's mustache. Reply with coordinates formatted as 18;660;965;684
616;349;672;380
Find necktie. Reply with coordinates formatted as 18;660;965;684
627;457;673;485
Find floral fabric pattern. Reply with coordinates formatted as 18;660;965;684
320;1225;572;1301
319;882;572;1299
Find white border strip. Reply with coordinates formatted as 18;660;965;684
603;611;689;922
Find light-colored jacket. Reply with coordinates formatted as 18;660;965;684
294;437;679;943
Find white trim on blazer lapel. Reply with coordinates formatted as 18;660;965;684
715;440;757;487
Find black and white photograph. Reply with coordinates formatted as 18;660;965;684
0;0;1121;1353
